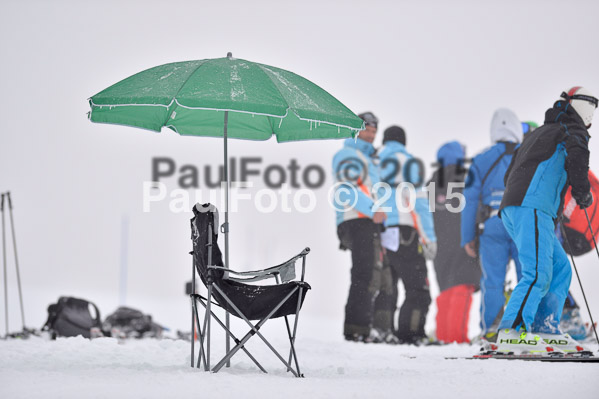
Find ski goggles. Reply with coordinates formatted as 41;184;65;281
561;91;599;108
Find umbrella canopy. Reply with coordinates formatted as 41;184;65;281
88;54;363;141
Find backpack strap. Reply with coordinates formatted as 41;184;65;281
475;142;518;228
480;142;517;191
89;302;102;327
42;302;61;331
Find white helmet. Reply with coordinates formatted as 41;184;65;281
560;86;598;128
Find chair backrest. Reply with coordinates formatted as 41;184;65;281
191;203;225;283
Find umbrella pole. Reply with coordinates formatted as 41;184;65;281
223;111;231;367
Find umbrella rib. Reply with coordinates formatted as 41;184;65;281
161;60;210;127
253;63;294;133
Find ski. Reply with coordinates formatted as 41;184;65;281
447;351;599;362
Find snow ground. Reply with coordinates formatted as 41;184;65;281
1;324;598;399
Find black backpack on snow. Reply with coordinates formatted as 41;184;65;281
102;306;164;338
42;296;102;339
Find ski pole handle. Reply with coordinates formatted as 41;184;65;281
6;192;11;210
1;193;4;211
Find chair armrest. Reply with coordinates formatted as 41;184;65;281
208;247;310;283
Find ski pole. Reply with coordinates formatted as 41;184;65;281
1;193;7;337
560;223;599;346
7;192;26;329
583;208;599;261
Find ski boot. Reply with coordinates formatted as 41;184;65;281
483;328;561;355
344;328;384;343
560;308;588;341
375;328;400;345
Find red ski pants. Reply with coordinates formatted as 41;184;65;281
435;284;475;343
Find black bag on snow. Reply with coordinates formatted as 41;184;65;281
42;296;102;339
102;306;164;338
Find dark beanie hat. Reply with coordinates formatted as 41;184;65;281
383;125;406;145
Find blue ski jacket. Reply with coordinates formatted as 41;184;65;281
332;138;380;226
461;142;518;246
379;141;436;243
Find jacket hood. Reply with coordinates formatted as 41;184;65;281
344;137;375;156
490;108;523;144
437;141;465;167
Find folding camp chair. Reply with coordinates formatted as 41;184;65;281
189;203;311;377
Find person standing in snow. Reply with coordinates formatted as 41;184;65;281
374;126;436;345
495;87;596;354
430;141;481;344
461;108;523;342
333;112;387;342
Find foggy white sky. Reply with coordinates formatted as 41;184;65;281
1;0;598;334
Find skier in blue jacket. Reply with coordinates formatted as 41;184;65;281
374;126;437;344
494;87;596;354
333;112;387;342
461;108;523;340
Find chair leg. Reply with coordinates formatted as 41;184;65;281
226;312;231;368
205;284;212;372
193;298;207;369
286;286;304;376
190;295;195;368
196;297;267;373
212;284;300;376
212;325;263;373
283;316;295;372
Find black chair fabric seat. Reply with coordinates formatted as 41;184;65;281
214;279;310;321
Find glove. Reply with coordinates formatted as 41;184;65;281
576;192;593;209
421;241;437;261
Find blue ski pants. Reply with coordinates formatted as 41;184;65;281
479;216;522;333
498;206;572;333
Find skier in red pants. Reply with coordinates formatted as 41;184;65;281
430;141;481;343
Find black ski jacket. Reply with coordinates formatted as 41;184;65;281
499;101;591;219
431;165;481;292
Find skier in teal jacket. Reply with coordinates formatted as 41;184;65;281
494;87;596;354
374;125;436;344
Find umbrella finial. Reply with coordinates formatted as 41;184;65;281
227;52;233;59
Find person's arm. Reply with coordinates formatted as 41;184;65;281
564;133;591;203
461;161;482;247
414;189;436;243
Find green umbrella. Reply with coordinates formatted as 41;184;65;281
88;52;362;269
89;53;362;141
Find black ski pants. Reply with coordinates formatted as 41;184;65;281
338;218;383;336
375;225;431;341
